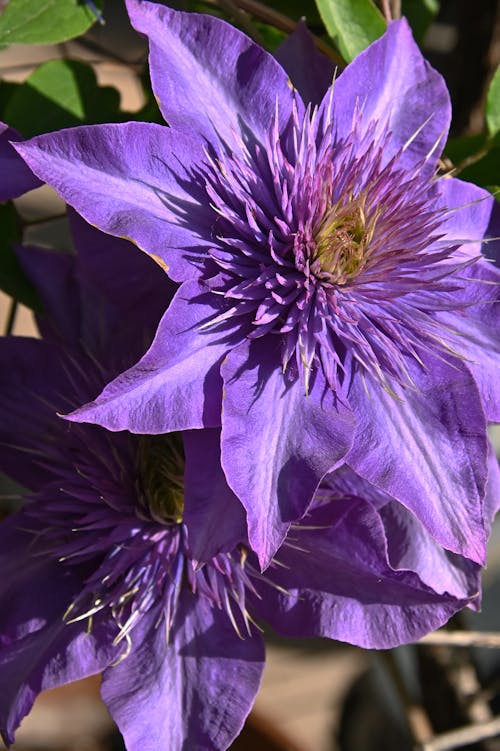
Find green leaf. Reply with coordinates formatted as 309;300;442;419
0;79;19;118
0;0;102;45
254;22;286;52
315;0;386;61
445;132;500;191
4;59;120;138
401;0;439;43
486;66;500;138
445;133;487;165
457;147;500;189
0;203;40;310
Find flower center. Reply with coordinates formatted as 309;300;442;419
313;194;376;284
138;434;185;524
201;99;476;395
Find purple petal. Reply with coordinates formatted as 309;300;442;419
258;497;476;649
68;209;175;333
0;612;114;746
0;122;41;201
126;0;298;149
0;514;65;644
346;356;488;565
0;337;75;490
101;597;264;751
485;442;500;525
379;501;480;602
274;21;335;107
20;208;175;367
431;179;500;421
442;259;500;423
16;241;161;375
485;197;500;267
332;19;451;173
435;176;494;258
319;465;481;604
16;245;81;345
183;428;247;562
67;281;234;432
15;123;215;283
221;339;355;568
0;517;115;744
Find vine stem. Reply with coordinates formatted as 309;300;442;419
4;298;18;336
391;0;402;19
214;0;264;44
379;651;434;746
452;143;491;176
420;631;500;649
203;0;345;67
419;716;500;751
381;0;392;21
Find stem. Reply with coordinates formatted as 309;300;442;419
69;37;145;69
214;0;264;44
379;651;434;746
381;0;392;21
418;616;500;751
452;143;491;176
420;631;500;649
4;299;18;336
419;716;500;751
391;0;402;19
203;0;345;67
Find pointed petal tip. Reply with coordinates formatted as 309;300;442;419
61;401;134;433
11;135;63;190
468;534;487;568
11;138;34;162
334;10;450;174
387;16;412;34
254;524;290;573
2;137;43;198
125;0;150;25
0;726;14;748
59;406;92;425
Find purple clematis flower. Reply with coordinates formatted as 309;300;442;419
0;221;258;750
1;215;492;751
15;2;500;569
0;122;41;201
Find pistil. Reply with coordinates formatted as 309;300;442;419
313;193;376;284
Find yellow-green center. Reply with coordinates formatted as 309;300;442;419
138;434;185;524
314;194;376;283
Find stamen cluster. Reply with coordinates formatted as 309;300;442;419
25;426;259;653
203;98;477;392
